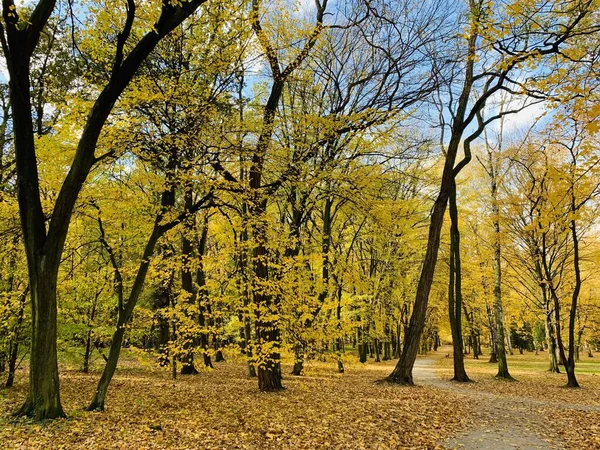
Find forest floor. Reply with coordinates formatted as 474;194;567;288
0;348;598;449
0;351;471;449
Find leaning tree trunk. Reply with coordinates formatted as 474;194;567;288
87;213;167;411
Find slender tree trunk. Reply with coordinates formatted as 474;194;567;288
82;291;100;374
448;180;470;382
87;211;167;411
196;221;213;369
490;163;511;379
564;191;581;387
180;190;199;375
5;289;27;388
545;308;560;373
335;279;344;373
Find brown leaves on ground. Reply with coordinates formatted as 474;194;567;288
0;358;471;449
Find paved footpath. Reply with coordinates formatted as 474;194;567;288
410;354;597;449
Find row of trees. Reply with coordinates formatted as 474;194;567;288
0;0;599;420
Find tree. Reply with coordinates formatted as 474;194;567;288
388;0;598;385
0;0;211;420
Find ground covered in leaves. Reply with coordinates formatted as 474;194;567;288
436;349;600;449
0;354;471;449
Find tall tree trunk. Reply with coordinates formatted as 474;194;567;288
180;190;199;375
387;6;482;384
335;277;344;373
490;159;511;379
448;180;470;382
564;190;581;387
247;0;327;391
251;199;283;391
7;29;65;419
196;219;213;369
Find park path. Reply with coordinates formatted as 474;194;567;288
411;354;565;450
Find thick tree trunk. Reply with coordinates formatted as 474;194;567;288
252;204;283;391
247;78;285;392
15;271;65;419
6;30;65;419
4;0;210;420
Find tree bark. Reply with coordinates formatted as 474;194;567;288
196;219;213;369
490;156;511;379
180;190;199;375
448;180;470;382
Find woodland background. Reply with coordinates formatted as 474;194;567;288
0;0;600;447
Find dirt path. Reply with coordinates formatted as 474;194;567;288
412;356;562;450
